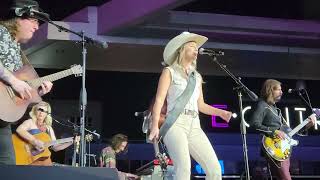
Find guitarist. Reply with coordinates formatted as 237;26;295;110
249;79;316;180
15;101;74;165
0;0;53;165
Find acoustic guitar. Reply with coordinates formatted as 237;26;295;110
12;132;74;165
0;64;82;122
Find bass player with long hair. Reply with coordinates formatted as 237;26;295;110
249;79;316;180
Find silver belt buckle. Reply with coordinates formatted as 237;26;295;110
184;109;197;118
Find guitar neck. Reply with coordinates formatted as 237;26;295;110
27;69;74;88
152;139;168;169
153;140;160;157
45;137;73;148
288;118;310;137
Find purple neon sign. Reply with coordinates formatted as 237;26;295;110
211;104;229;128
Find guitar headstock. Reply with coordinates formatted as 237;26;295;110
85;134;93;142
74;136;80;153
70;65;83;77
74;136;81;144
313;108;320;119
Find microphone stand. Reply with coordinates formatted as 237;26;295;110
49;115;100;140
49;115;100;166
295;89;320;126
66;119;101;167
41;19;106;167
79;31;87;167
45;114;79;166
296;90;313;111
71;123;79;167
206;55;258;180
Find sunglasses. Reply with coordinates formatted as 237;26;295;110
37;108;49;114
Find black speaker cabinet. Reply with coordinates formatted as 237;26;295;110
0;165;119;180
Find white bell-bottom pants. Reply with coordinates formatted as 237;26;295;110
163;114;221;180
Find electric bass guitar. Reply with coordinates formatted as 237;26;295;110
0;64;82;122
262;116;313;161
12;132;75;165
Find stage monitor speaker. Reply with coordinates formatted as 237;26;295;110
0;165;119;180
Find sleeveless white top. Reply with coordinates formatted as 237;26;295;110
165;65;202;114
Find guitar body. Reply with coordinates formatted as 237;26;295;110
262;125;299;161
262;135;297;161
142;97;167;143
148;97;167;128
12;132;52;165
0;64;83;123
0;65;41;122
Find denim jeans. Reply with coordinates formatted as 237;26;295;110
0;121;15;165
163;114;221;180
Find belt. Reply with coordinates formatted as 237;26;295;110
183;109;198;118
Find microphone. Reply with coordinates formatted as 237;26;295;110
199;48;224;56
247;89;259;101
30;9;50;20
135;110;149;117
242;86;258;101
14;6;33;17
86;38;108;49
92;130;100;139
288;88;305;94
15;6;50;20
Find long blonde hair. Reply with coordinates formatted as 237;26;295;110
29;101;52;127
171;41;198;74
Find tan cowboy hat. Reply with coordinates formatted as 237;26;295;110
163;32;208;66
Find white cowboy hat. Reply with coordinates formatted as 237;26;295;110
163;32;208;66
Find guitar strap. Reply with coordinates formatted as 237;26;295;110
20;50;39;77
20;50;31;65
265;151;282;168
159;71;197;138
